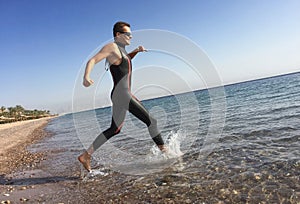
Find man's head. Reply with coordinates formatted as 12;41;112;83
113;21;132;45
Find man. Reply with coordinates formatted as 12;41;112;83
78;21;166;172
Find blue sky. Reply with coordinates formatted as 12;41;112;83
1;0;299;113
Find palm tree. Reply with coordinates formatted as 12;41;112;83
0;106;5;114
2;105;52;123
15;105;25;115
8;107;16;117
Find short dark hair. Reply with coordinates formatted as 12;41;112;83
113;21;130;37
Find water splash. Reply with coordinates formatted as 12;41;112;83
80;167;109;181
80;131;186;176
148;130;184;161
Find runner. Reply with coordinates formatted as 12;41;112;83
78;21;166;172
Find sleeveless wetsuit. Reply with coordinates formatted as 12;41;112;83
92;43;164;151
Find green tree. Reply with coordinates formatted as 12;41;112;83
15;105;25;115
1;105;52;123
8;107;16;117
0;106;5;114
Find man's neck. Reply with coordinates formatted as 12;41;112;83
115;41;126;48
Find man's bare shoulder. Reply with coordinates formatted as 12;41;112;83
102;42;118;52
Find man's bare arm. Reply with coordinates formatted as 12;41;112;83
83;44;113;87
128;46;147;59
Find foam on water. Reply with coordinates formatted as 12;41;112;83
90;130;185;176
81;168;109;181
147;130;184;161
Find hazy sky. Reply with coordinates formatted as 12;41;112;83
1;0;299;113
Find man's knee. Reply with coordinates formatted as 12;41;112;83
104;125;122;140
113;127;122;135
110;120;123;136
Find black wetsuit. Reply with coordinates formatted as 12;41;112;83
92;43;164;151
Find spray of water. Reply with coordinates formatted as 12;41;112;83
148;131;184;161
80;130;186;178
80;167;109;181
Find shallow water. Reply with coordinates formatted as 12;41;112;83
30;72;300;202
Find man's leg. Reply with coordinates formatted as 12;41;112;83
128;96;166;150
78;104;126;171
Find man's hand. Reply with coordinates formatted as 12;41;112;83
129;46;147;59
83;77;94;87
137;46;147;52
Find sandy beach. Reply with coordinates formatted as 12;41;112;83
0;117;64;203
0;118;54;174
0;113;299;203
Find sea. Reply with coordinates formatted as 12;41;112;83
30;72;299;203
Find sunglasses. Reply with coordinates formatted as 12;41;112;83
118;31;132;37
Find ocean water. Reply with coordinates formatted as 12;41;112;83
30;72;299;202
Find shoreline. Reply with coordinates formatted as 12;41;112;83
0;116;56;131
0;117;54;175
0;113;299;203
0;116;75;203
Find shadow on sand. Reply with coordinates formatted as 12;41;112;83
0;174;79;186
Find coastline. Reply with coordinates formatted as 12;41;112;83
0;117;62;203
0;115;88;204
0;117;54;174
0;111;299;203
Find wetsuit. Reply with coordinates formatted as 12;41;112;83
92;43;164;151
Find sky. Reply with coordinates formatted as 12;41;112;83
0;0;300;113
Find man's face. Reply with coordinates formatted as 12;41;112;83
116;26;132;45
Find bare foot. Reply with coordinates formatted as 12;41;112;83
78;151;91;172
158;145;168;152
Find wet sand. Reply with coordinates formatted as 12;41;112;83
0;117;299;203
0;117;65;203
0;118;54;174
